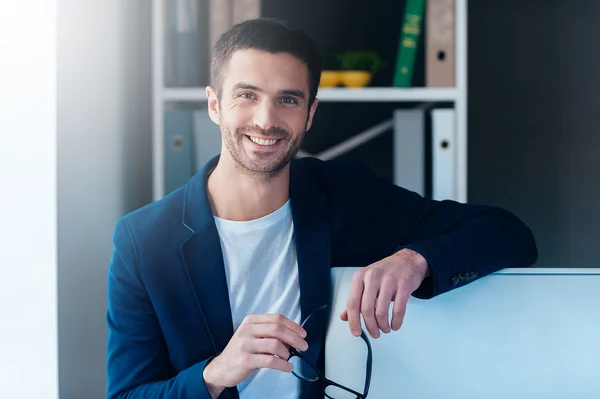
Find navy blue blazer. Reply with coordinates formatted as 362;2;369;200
106;156;537;399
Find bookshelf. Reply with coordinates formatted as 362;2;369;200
152;0;468;202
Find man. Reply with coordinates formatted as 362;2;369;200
106;18;537;399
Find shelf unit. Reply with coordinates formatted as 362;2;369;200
152;0;468;203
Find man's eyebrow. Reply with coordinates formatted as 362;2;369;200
280;89;305;100
232;82;262;92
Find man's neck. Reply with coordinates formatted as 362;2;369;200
207;158;290;222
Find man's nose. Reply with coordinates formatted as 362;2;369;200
252;101;279;132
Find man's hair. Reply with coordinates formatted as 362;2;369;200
210;18;322;107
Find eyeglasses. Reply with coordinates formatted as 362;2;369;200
288;305;372;399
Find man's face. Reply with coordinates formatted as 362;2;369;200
207;49;318;179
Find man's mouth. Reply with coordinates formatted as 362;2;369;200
247;135;281;146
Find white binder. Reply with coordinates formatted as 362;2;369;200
393;109;425;196
192;109;222;170
431;108;456;201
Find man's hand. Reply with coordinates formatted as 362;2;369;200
340;248;430;339
202;313;308;398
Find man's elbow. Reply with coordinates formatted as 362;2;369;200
495;207;539;267
521;224;539;267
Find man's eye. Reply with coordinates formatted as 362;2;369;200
239;92;255;100
280;97;297;105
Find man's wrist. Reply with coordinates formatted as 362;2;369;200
203;358;225;399
394;248;430;281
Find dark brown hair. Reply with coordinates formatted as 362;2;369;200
210;18;322;107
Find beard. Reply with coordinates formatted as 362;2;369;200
220;121;305;180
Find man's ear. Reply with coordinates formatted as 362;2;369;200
305;98;319;132
206;86;220;125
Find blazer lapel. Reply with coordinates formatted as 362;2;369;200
290;160;332;370
180;156;234;356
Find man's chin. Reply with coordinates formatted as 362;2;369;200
229;142;299;178
238;159;290;179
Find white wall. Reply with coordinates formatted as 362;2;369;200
57;1;152;398
0;2;59;399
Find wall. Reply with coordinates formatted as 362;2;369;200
468;1;600;267
0;2;59;399
57;1;152;397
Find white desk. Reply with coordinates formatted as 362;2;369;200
325;267;600;398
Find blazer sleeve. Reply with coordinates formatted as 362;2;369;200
106;218;214;399
395;194;539;299
325;159;538;299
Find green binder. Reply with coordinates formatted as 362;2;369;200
393;0;426;87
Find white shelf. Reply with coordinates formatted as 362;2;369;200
163;88;207;102
162;87;457;103
317;87;457;102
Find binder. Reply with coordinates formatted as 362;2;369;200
209;0;232;56
393;0;426;87
393;109;425;196
232;0;261;24
209;0;260;58
164;109;195;194
166;0;204;86
431;108;456;200
426;0;455;87
192;109;222;170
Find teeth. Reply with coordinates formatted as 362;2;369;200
249;136;279;146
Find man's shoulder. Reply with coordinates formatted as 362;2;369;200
293;156;376;186
112;184;188;246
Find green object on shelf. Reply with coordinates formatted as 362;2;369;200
337;51;384;74
392;0;426;87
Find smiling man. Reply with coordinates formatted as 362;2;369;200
106;18;538;399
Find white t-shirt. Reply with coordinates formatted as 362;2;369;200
213;199;302;398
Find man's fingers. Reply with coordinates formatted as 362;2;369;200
243;313;307;338
340;309;348;321
252;354;294;373
361;283;380;339
346;272;365;337
251;323;308;352
391;290;409;331
253;338;291;360
375;282;395;334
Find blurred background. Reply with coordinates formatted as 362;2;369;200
2;0;600;398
